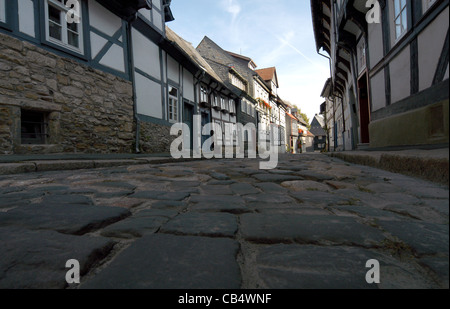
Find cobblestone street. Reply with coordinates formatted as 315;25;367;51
0;153;448;289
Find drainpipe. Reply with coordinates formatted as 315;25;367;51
124;20;141;154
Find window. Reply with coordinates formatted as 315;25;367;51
230;72;246;92
0;0;5;23
211;94;219;109
200;86;208;103
44;0;84;53
168;86;178;122
21;110;49;145
220;97;228;111
393;0;408;40
358;39;366;73
229;99;236;114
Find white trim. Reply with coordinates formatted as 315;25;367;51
44;0;84;54
168;85;179;123
393;0;408;41
0;0;6;23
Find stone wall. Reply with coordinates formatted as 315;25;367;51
0;32;135;155
139;120;176;154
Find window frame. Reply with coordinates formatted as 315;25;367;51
168;85;179;123
0;0;6;24
393;0;408;41
43;0;85;55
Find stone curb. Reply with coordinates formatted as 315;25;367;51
0;157;203;176
329;150;449;186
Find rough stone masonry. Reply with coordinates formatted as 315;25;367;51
0;32;135;155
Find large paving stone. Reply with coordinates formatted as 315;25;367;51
160;212;238;238
240;214;385;247
289;191;356;206
81;234;241;289
131;191;190;201
0;227;115;289
419;256;449;288
281;180;331;192
296;170;334;181
41;194;95;205
332;205;405;221
255;244;434;289
252;174;304;183
100;216;170;239
230;183;260;195
189;195;249;214
243;193;296;204
377;221;449;255
254;182;288;193
0;203;131;235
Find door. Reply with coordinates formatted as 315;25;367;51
183;102;194;150
358;73;370;144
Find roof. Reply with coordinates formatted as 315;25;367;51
306;131;315;138
197;36;258;99
314;114;325;127
226;51;257;69
255;67;278;88
166;27;223;84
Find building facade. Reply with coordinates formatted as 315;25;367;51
311;0;449;150
0;0;204;155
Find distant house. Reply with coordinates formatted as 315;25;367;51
304;130;315;153
310;114;327;152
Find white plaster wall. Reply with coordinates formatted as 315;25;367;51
135;72;162;118
167;55;179;83
389;47;411;104
370;71;386;112
132;28;161;79
99;44;125;73
368;22;383;69
153;0;161;11
18;0;35;37
152;9;163;31
89;0;122;36
183;69;194;102
418;7;449;91
90;32;108;59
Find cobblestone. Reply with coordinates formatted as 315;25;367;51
0;153;448;289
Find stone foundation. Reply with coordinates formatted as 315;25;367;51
0;32;135;155
139;121;176;154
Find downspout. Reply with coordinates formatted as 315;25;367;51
318;50;336;152
125;20;141;154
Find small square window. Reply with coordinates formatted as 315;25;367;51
21;110;49;145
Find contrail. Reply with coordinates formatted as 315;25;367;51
277;35;329;74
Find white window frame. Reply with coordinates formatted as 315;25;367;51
168;85;179;122
229;99;235;114
200;86;208;103
0;0;6;23
393;0;408;41
44;0;84;54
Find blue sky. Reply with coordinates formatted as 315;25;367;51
168;0;331;121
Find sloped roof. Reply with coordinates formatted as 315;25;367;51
166;27;223;84
255;67;278;87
